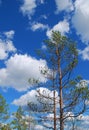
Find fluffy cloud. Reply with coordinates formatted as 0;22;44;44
12;89;38;106
46;19;70;37
79;46;89;60
72;0;89;43
31;22;48;31
12;87;58;106
55;0;74;13
4;30;15;39
0;54;47;91
0;31;16;60
20;0;44;19
20;0;37;19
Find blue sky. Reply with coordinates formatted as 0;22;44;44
0;0;89;129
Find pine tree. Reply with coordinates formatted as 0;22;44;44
0;94;9;128
11;106;29;130
28;31;89;130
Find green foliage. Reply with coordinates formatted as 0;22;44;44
11;106;29;130
0;124;11;130
0;94;9;123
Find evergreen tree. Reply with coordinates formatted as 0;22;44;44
0;94;9;128
11;106;28;130
28;31;89;130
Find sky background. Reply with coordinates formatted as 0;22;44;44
0;0;89;129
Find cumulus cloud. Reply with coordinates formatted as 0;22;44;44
55;0;74;13
20;0;45;19
31;22;48;31
20;0;37;19
79;46;89;60
0;54;47;91
0;31;16;60
46;19;70;37
12;87;58;106
72;0;89;43
12;89;38;106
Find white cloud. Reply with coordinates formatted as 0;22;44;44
0;31;16;60
20;0;44;19
79;46;89;60
34;125;44;130
12;87;58;106
31;22;48;31
72;0;89;43
46;19;70;37
12;89;38;106
0;54;47;91
4;30;15;39
55;0;74;13
76;80;89;88
20;0;37;19
0;44;7;60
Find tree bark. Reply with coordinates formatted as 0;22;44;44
53;90;56;130
56;47;64;130
59;67;64;130
53;69;56;130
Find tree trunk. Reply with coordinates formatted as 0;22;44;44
53;90;56;130
56;47;64;130
53;69;56;130
59;67;64;130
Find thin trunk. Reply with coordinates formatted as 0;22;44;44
53;90;56;130
56;47;64;130
53;70;56;130
59;59;64;130
59;67;64;130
